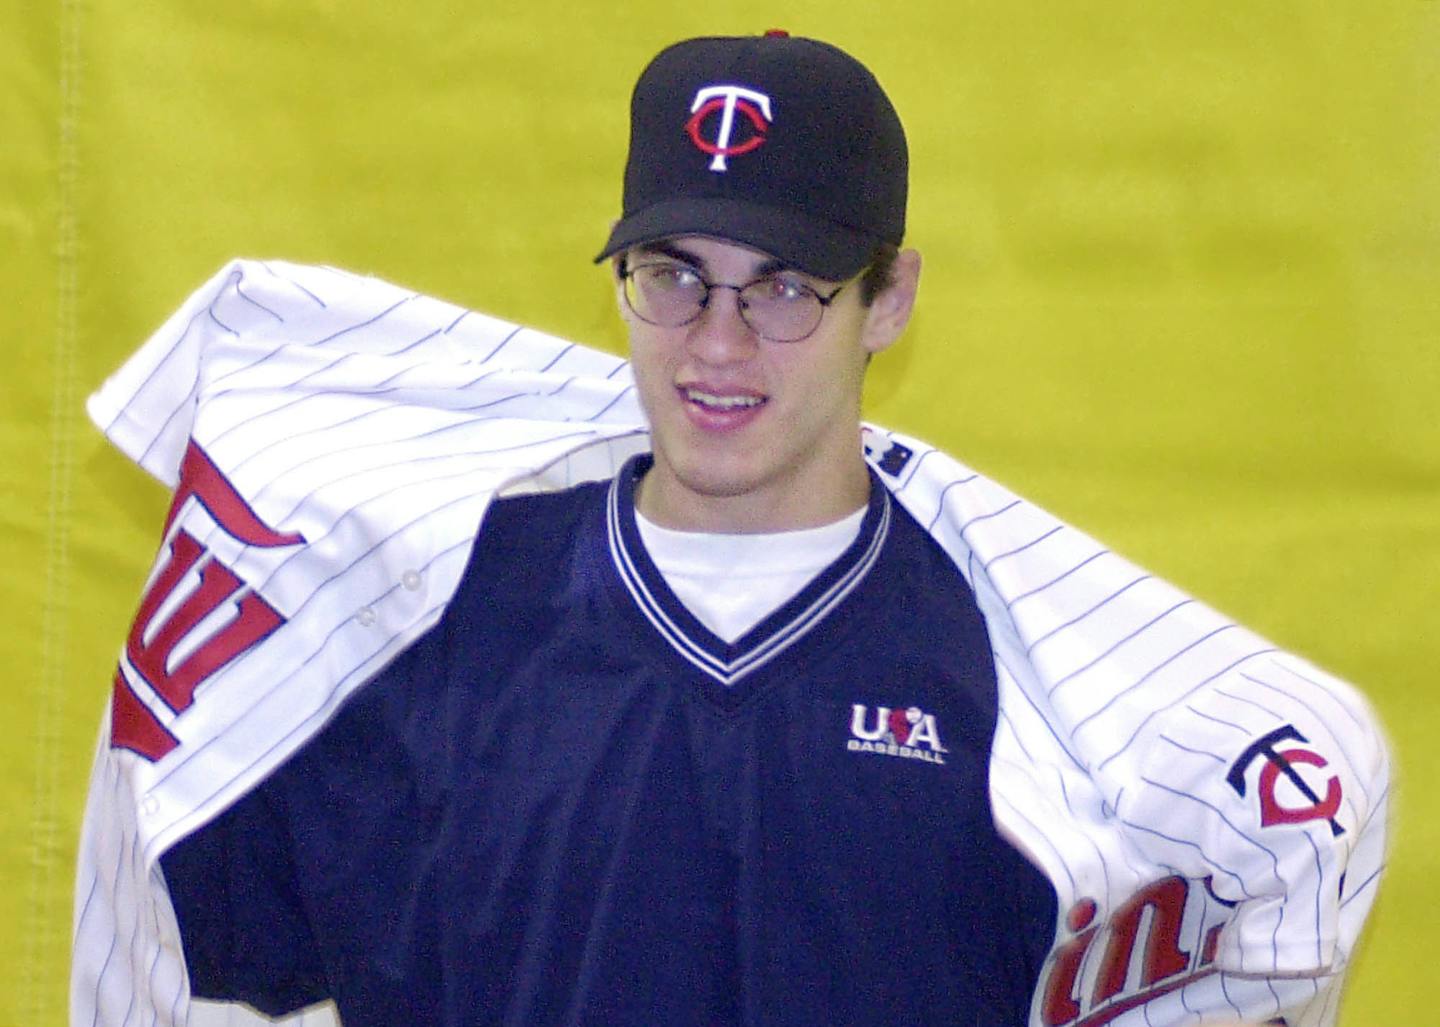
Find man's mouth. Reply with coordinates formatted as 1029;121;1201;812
681;387;766;412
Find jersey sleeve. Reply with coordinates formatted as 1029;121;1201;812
159;774;330;1018
870;428;1391;1026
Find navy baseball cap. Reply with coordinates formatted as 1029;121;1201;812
595;32;908;281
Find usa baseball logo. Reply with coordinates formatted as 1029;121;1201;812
1226;724;1346;837
847;704;947;765
110;440;304;761
686;85;772;172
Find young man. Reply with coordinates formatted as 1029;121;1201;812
74;32;1387;1027
155;34;1056;1025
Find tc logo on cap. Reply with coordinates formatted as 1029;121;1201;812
686;85;772;172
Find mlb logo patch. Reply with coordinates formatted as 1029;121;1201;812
861;430;914;478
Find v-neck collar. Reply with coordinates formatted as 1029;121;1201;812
606;455;891;689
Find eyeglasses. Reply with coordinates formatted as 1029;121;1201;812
618;258;851;343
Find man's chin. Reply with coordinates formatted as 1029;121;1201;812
636;454;783;528
669;463;771;503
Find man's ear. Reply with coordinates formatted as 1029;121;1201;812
612;254;646;332
611;254;630;315
861;248;921;356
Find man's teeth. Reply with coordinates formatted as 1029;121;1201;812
685;389;763;410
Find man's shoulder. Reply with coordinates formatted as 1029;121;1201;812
479;477;613;547
446;477;615;603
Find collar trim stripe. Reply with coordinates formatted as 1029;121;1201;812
606;478;890;686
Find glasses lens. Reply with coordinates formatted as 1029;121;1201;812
738;277;823;343
625;264;706;328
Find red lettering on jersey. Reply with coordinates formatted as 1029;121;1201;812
109;441;304;762
1069;968;1218;1027
1035;876;1240;1026
163;441;305;548
1092;876;1190;1004
1200;922;1224;967
125;532;284;713
110;669;179;761
1040;898;1101;1025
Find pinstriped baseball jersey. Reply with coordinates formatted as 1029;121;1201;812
73;261;1389;1027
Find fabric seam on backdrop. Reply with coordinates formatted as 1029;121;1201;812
29;1;85;1019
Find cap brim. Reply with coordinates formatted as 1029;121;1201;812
595;197;880;282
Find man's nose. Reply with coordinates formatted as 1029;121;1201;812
687;285;758;361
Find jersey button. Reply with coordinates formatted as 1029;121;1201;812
141;795;160;817
356;606;377;627
401;570;422;591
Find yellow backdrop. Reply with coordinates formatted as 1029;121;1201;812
4;2;1435;1023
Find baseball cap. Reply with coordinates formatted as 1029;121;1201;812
595;32;907;281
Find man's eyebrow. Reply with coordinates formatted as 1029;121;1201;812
635;241;704;267
634;241;795;280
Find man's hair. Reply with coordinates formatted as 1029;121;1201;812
859;243;900;306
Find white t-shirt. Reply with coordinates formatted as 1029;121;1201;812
635;507;867;644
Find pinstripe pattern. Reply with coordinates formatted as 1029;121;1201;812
873;425;1388;1023
73;264;1388;1027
